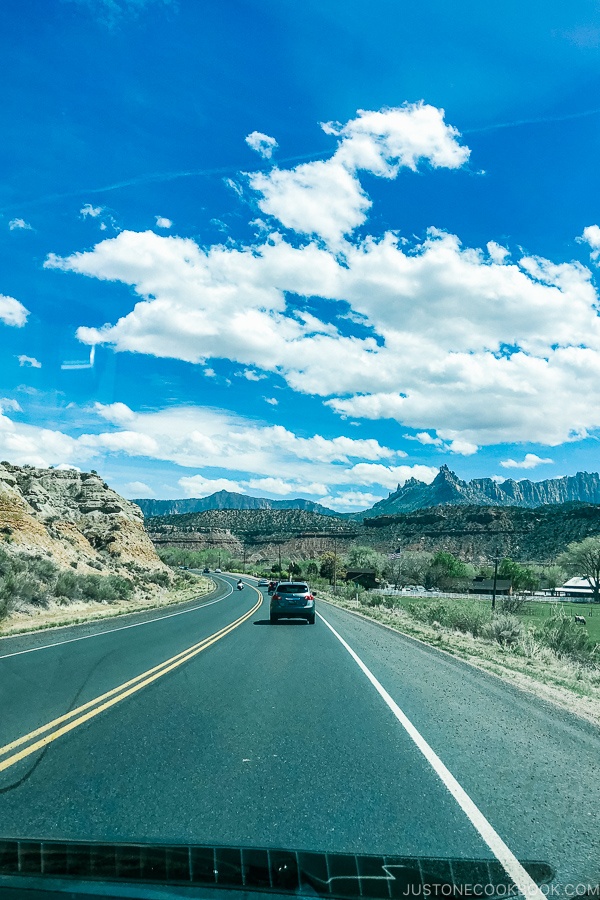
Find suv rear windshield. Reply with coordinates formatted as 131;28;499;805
277;583;309;593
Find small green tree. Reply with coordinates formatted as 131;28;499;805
499;558;539;594
319;551;345;583
541;565;566;596
428;551;473;590
345;546;386;577
391;551;433;587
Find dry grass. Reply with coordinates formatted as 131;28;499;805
0;575;214;638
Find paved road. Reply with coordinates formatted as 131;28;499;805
0;575;599;895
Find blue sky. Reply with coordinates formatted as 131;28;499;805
2;0;600;510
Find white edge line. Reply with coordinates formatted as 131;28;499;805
0;580;234;661
317;610;546;900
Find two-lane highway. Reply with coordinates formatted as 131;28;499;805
1;576;599;896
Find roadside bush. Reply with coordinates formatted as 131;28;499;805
499;593;530;614
338;581;366;602
537;611;598;665
54;570;81;600
406;599;488;637
365;593;384;607
79;574;133;604
482;614;523;646
144;570;171;587
54;572;133;605
0;594;12;620
0;569;50;608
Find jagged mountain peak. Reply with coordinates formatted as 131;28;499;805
358;467;600;518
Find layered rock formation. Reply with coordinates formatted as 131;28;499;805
147;502;600;564
147;508;359;562
0;463;164;572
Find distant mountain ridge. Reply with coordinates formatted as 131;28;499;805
145;502;600;564
136;469;600;521
358;466;600;518
135;490;339;518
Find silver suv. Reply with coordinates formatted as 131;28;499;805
270;581;316;625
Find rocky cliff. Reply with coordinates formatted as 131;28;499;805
359;466;600;517
0;463;164;572
147;508;359;562
362;503;600;562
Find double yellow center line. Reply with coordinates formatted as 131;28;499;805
0;586;262;774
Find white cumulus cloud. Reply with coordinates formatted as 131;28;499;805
42;103;600;452
348;463;439;490
178;474;246;496
500;453;554;469
247;103;469;246
324;490;386;510
155;216;172;228
0;295;28;327
245;131;278;159
80;203;103;218
0;398;22;413
8;218;32;231
124;481;155;497
580;224;600;260
18;355;41;368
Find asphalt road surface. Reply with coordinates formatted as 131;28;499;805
0;574;599;896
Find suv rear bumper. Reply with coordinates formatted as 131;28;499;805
270;602;315;620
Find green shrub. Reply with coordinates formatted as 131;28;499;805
482;614;523;646
54;570;81;600
54;571;133;605
537;612;598;664
144;570;171;587
406;599;488;637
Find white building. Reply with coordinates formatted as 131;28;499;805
559;577;594;599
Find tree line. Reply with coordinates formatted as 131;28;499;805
159;535;600;600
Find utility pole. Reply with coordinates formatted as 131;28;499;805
243;544;246;574
491;553;499;612
278;544;282;573
333;536;338;595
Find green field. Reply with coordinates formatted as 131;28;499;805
379;594;600;645
517;600;600;643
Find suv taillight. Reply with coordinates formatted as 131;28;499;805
272;593;281;601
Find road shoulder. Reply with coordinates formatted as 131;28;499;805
0;577;221;653
320;595;600;729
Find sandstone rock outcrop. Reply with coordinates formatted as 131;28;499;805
0;463;165;572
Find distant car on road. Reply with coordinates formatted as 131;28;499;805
203;567;210;574
215;568;221;573
258;578;269;588
270;581;316;625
